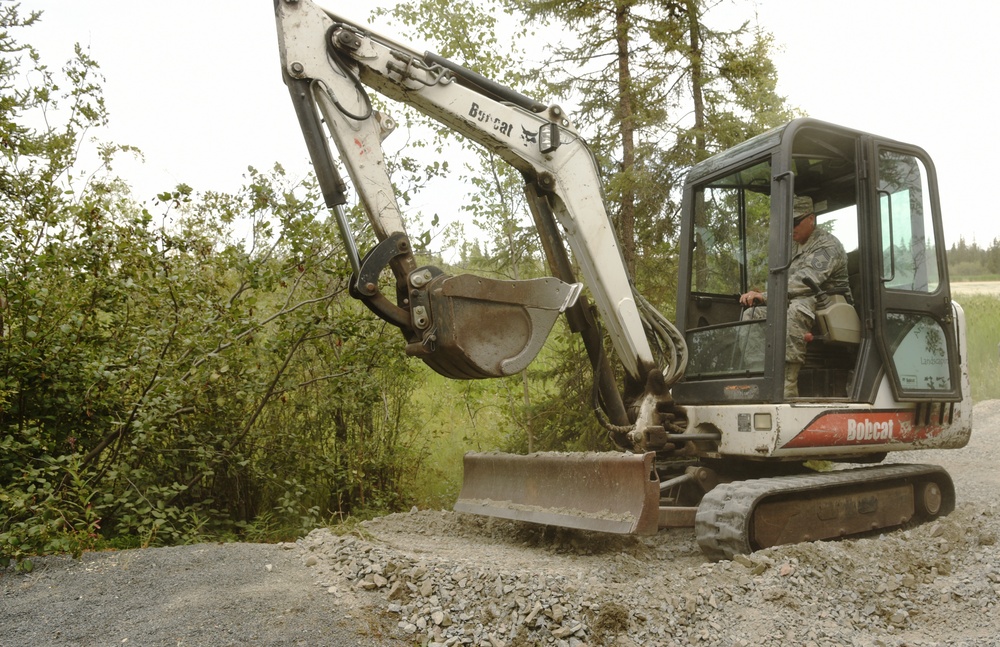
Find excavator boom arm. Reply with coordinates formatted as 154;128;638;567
274;0;660;383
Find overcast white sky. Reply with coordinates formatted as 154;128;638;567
26;0;1000;248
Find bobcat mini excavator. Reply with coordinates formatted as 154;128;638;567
273;0;972;560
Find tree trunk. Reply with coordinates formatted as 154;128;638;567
686;0;706;158
615;2;637;274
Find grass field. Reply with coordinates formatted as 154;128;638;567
957;292;1000;402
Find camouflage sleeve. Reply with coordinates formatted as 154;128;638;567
788;236;845;297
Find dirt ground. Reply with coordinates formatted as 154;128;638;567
950;281;1000;297
3;401;999;647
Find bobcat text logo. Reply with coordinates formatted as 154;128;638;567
846;418;895;442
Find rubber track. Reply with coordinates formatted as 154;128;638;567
694;463;951;561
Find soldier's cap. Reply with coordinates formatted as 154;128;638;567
792;196;814;225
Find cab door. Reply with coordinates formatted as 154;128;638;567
868;140;961;401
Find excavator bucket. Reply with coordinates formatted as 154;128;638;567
454;451;661;535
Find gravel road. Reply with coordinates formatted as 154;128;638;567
0;540;408;646
951;282;1000;297
3;401;1000;647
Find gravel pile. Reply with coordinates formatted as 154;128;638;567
297;400;1000;647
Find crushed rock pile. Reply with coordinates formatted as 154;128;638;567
298;505;999;647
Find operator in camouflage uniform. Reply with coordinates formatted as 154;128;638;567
739;196;850;397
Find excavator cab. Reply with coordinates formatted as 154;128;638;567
673;118;962;406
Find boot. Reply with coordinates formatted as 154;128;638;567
784;363;801;399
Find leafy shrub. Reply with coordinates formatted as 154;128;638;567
0;11;422;566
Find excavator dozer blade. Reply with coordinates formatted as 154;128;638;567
454;451;660;535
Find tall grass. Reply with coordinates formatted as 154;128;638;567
405;366;516;509
958;294;1000;402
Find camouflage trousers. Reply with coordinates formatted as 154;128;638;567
742;296;816;396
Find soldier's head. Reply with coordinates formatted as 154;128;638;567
792;195;816;244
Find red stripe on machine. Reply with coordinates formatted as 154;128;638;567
781;411;943;449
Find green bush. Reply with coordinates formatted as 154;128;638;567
0;12;422;567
